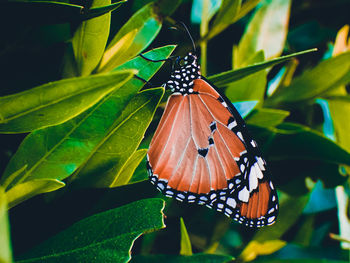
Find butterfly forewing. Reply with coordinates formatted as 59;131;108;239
147;53;278;227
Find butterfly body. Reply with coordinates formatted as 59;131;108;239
147;53;278;227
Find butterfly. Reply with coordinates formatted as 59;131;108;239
146;52;278;227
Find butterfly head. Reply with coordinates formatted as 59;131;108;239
164;53;201;95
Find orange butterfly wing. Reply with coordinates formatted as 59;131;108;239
148;78;278;227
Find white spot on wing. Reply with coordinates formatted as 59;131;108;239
249;167;258;192
228;120;237;129
227;197;237;208
238;186;249;202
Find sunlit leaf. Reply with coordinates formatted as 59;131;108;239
225;51;267;101
72;0;112;76
207;0;241;39
99;2;162;72
110;149;147;188
0;188;13;263
74;88;164;188
268;51;350;104
0;70;136;133
236;0;291;67
2;47;175;192
239;240;286;262
97;29;138;73
6;179;65;209
208;49;317;87
180;217;193;256
17;199;165;263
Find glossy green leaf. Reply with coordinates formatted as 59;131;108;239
131;253;234;263
17;198;165;263
268;51;350;104
260;123;350;165
236;0;291;67
180;218;193;256
239;239;286;262
72;0;111;76
0;188;13;263
246;108;290;128
98;2;162;72
325;96;350;174
97;29;138;73
207;0;242;39
2;46;174;192
109;149;147;188
234;0;261;22
0;70;136;133
0;165;27;191
75;88;164;188
208;49;317;87
225;50;267;101
6;179;65;209
0;0;126;24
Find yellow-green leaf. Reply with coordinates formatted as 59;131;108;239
97;29;138;72
236;0;291;67
0;70;136;133
239;240;286;262
0;188;13;263
110;149;147;188
180;217;193;256
72;0;112;76
6;179;65;209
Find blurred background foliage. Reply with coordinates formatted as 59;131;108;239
0;0;350;262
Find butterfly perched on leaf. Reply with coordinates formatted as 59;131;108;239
144;45;278;228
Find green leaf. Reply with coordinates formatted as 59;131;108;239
260;123;350;165
74;88;164;188
0;70;136;133
207;0;242;39
325;96;350;174
5;179;65;209
0;165;27;191
234;0;261;22
98;2;162;72
208;49;317;87
17;199;165;263
268;51;350;104
180;218;193;256
246;108;290;128
225;51;267;101
72;0;112;76
2;46;174;192
236;0;291;67
110;149;147;188
85;0;127;20
131;253;234;263
0;188;13;263
97;29;139;73
239;239;286;262
0;1;126;24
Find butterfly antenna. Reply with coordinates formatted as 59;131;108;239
175;21;196;52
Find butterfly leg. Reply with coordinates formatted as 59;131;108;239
139;53;177;63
